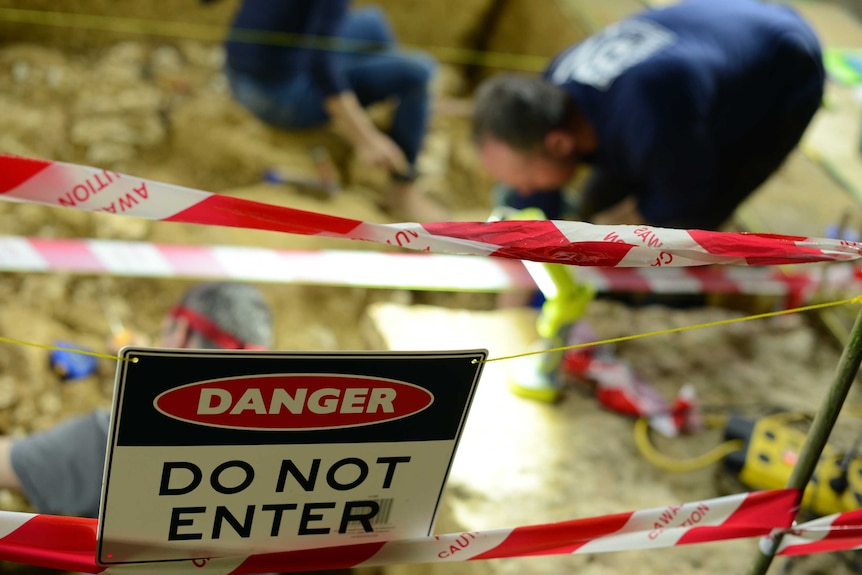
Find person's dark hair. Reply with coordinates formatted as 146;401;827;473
472;73;573;152
176;282;273;349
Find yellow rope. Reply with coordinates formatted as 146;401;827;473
633;417;745;473
0;7;548;72
0;335;136;363
475;295;862;364
3;295;860;368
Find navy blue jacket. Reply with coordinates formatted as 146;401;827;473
224;0;351;96
546;0;824;226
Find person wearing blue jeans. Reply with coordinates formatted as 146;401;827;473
220;0;448;222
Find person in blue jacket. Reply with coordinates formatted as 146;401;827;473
472;0;825;230
220;0;447;221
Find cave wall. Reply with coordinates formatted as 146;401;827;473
0;0;598;77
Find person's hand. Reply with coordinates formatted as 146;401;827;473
324;92;410;176
354;128;410;175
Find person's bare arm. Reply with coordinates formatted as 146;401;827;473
324;92;409;174
0;437;21;490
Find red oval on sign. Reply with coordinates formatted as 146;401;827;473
153;374;434;431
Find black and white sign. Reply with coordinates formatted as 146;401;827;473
97;348;486;564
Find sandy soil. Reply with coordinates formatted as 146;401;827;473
1;14;862;575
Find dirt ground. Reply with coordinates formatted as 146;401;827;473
2;2;862;574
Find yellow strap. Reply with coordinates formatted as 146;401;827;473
0;336;136;363
475;295;862;364
633;417;745;473
0;7;547;71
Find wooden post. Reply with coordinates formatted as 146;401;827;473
748;303;862;575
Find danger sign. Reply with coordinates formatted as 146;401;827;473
97;349;486;564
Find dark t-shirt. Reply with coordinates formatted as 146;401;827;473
224;0;351;96
546;0;824;226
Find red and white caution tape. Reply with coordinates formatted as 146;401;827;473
777;509;862;556
0;236;536;292
575;263;862;298
0;512;99;573
0;490;797;574
6;235;861;298
2;154;862;268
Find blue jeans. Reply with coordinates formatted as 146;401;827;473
226;7;436;171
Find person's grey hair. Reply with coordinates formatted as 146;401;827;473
178;282;273;349
472;73;573;152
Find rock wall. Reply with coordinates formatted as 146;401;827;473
0;0;598;79
0;0;240;49
0;0;499;58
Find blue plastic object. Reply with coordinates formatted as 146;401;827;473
825;223;861;243
49;342;98;381
262;169;283;184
